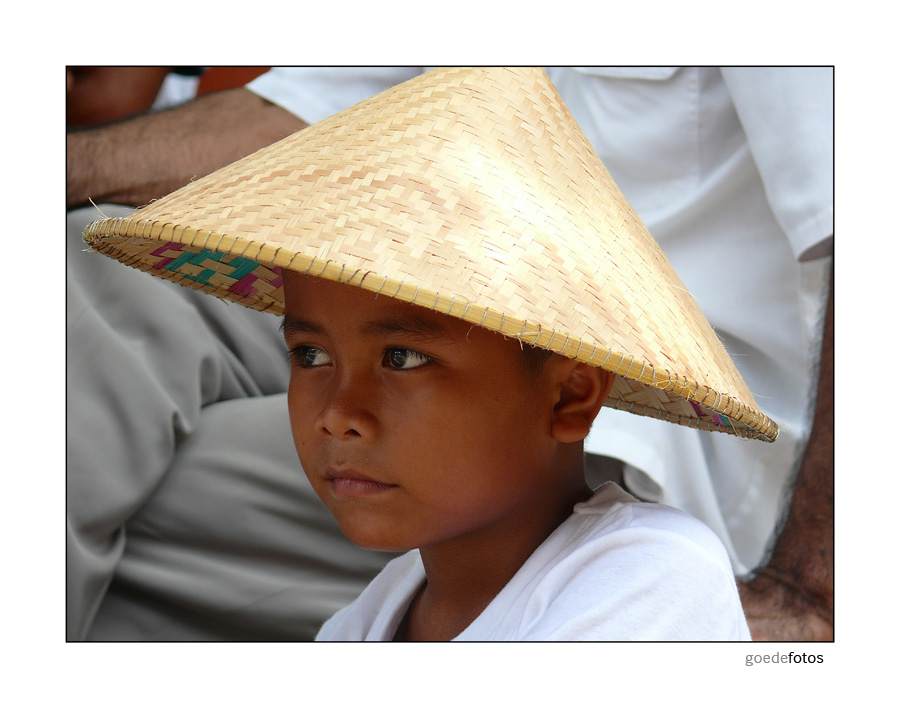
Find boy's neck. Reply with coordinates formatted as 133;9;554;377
398;473;594;641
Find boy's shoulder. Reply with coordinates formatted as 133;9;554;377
570;482;730;553
486;482;748;640
552;482;738;588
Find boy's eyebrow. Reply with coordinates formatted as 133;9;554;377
360;314;453;341
280;315;324;337
280;312;452;340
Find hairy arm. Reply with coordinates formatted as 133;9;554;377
67;87;307;210
739;261;834;640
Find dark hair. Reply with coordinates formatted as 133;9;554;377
519;342;554;377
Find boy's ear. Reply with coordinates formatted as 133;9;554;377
550;362;615;444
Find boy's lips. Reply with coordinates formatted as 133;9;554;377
324;468;398;497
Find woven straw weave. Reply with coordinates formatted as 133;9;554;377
84;67;778;442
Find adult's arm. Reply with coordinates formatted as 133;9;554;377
66;87;306;210
738;261;834;640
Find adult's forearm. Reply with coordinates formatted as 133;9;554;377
764;262;834;604
738;260;834;640
66;87;307;210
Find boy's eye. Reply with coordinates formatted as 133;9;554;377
384;347;431;370
290;345;332;368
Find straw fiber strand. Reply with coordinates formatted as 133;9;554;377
83;67;777;442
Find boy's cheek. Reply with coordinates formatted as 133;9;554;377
286;396;317;468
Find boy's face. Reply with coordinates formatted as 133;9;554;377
282;272;595;552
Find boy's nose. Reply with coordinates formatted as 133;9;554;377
315;385;378;440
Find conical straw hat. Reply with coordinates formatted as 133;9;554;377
84;67;777;442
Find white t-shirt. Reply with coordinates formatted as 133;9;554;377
248;67;834;574
316;483;750;641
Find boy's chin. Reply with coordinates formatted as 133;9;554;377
335;519;420;554
344;533;417;554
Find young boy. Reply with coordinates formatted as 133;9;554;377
84;67;776;640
